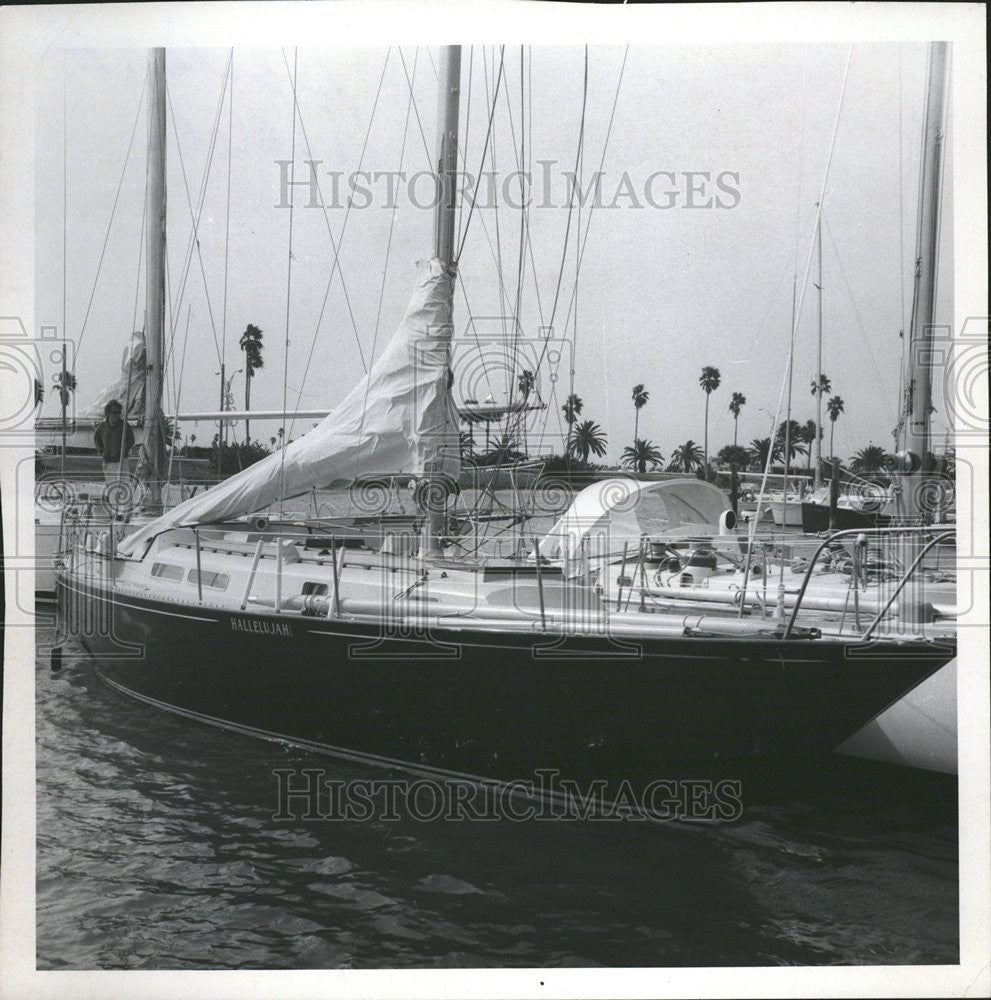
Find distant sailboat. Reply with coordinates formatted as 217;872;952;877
37;50;169;599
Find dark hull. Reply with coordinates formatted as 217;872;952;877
57;574;952;789
801;502;893;533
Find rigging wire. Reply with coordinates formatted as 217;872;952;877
278;48;300;517
61;53;67;424
281;44;394;420
482;48;511;396
894;44;908;451
928;46;950;412
822;209;895;429
749;45;855;533
455;46;473;251
547;44;628;393
347;48;419;499
221;50;234;397
793;46;809;280
72;80;147;369
454;47;505;404
397;47;435;169
165;55;233;367
164;305;192;488
129;197;147;359
556;46;627;330
455;46;506;263
533;47;588;374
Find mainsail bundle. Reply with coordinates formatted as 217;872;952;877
120;258;459;554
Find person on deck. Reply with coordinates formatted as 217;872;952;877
94;399;135;482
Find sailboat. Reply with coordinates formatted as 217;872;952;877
56;46;955;795
37;51;170;600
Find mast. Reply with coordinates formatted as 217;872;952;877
813;210;824;488
898;41;948;521
423;45;461;556
142;47;167;509
434;46;461;266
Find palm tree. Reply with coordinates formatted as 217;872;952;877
698;366;721;469
239;324;264;443
826;394;844;459
483;432;525;466
515;369;537;441
561;393;583;457
631;383;649;442
716;444;751;470
52;369;77;410
774;419;808;466
728;391;746;446
799;419;820;472
668;439;704;474
621;438;664;474
810;373;832;398
748;436;777;472
568;419;608;465
851;444;890;476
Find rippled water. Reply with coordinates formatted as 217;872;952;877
36;627;958;969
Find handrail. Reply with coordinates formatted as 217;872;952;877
782;525;954;639
533;537;547;631
329;536;342;618
861;532;954;640
193;527;203;603
240;538;264;610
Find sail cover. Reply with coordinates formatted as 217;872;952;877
537;477;732;571
80;331;146;421
120;259;459;555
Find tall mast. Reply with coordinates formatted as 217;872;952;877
434;46;461;267
142;47;167;509
813;210;824;488
422;45;461;556
899;41;948;521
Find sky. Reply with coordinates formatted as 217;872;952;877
33;38;955;466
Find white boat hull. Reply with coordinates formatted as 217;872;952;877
834;660;957;774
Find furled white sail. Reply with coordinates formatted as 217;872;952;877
120;259;459;555
80;331;146;421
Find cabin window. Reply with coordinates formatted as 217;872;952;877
151;563;183;581
188;568;229;590
302;582;328;596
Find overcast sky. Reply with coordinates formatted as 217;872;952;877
34;38;954;464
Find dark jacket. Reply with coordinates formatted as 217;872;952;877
94;419;135;463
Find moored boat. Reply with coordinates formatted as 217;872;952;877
55;43;957;796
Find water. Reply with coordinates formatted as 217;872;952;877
36;626;958;970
